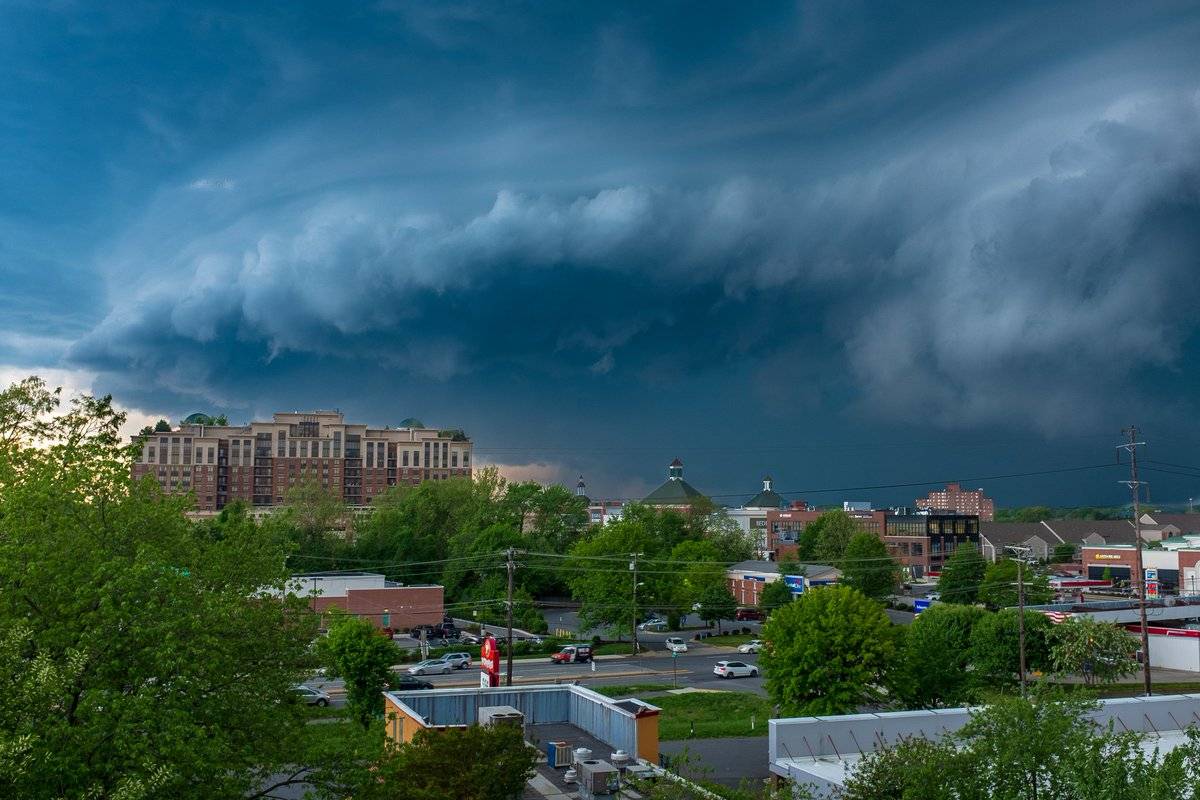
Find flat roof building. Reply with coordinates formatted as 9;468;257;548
131;410;472;512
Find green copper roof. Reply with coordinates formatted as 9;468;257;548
643;458;706;505
745;488;785;508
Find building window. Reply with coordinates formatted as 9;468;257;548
333;431;341;458
366;444;374;469
451;451;458;467
424;442;431;468
289;440;296;457
442;442;448;468
462;451;469;467
148;446;156;463
322;439;330;457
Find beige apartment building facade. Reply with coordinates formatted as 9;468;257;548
131;411;472;512
916;482;995;521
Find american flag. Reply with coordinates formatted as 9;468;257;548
1042;611;1073;624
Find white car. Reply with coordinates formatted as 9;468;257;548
737;640;763;654
713;660;758;679
408;658;452;675
638;620;668;631
665;637;688;653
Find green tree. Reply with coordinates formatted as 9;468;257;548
1050;617;1138;685
357;724;537;800
696;584;738;633
968;609;1054;687
836;735;964;800
891;603;988;708
839;532;898;600
840;688;1200;800
978;558;1053;609
154;418;172;431
761;585;896;715
566;512;671;638
759;578;796;612
937;543;987;604
0;376;329;800
802;510;862;564
1051;542;1076;563
318;612;401;729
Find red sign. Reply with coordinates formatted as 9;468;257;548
480;636;500;687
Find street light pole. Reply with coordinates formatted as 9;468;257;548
505;547;516;687
630;553;643;655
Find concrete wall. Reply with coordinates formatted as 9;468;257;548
770;694;1200;782
1147;632;1200;672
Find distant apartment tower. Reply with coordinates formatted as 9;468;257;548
131;411;472;512
916;482;994;521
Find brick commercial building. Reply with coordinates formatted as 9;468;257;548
292;572;445;631
764;504;979;578
916;482;995;521
131;411;472;512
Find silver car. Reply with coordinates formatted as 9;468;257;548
292;685;331;706
444;652;472;669
408;658;453;675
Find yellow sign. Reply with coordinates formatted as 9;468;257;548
1092;554;1124;560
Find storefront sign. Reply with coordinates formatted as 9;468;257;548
480;636;500;688
1092;553;1124;560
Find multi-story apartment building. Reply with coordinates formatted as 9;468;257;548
131;411;472;512
916;482;995;521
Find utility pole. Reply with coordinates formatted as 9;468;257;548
630;553;642;655
1119;426;1153;697
1006;545;1029;698
505;547;516;687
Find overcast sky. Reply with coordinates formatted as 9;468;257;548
3;1;1199;506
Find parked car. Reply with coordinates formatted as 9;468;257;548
444;652;473;670
391;675;434;691
738;639;763;654
713;660;758;679
550;644;593;664
408;658;453;676
291;685;331;707
410;622;459;640
638;619;668;631
459;632;481;645
735;607;765;622
665;637;688;653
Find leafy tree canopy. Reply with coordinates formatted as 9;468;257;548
937;543;987;605
356;724;537;800
1049;617;1139;686
968;609;1055;687
891;603;989;708
761;585;896;715
978;558;1053;610
0;376;333;800
759;578;796;612
317;612;401;729
839;532;898;600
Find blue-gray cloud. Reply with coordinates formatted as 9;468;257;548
4;1;1200;502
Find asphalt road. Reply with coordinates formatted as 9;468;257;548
305;643;767;705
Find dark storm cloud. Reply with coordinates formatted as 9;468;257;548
69;92;1200;433
6;0;1200;501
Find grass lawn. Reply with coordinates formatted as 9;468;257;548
591;683;675;698
655;691;773;740
701;634;756;648
594;642;636;656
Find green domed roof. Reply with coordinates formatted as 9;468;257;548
182;412;210;424
399;417;425;428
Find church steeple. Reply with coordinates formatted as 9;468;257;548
575;475;587;497
668;457;684;480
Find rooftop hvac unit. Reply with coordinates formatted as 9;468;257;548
546;741;572;768
477;705;524;729
577;759;620;799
